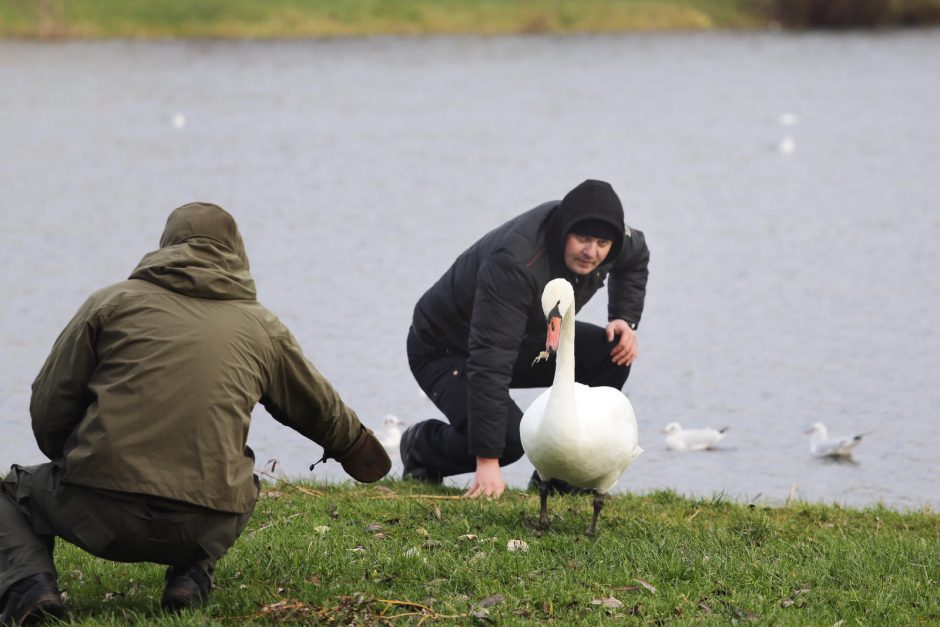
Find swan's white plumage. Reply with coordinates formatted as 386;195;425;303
519;278;642;496
662;421;727;451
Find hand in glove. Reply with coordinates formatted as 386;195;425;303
330;425;391;483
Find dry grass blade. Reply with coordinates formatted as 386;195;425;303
369;494;464;500
377;598;469;622
245;512;302;537
249;599;316;622
293;485;324;497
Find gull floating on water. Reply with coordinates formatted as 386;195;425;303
662;422;728;451
778;135;796;155
805;422;868;458
778;112;799;126
378;414;407;455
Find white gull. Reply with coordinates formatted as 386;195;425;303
805;422;868;458
662;422;728;451
378;414;407;455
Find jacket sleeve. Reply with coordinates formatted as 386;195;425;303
30;297;103;460
607;228;650;328
259;330;362;457
466;255;533;458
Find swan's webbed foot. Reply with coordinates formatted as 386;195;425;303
585;491;605;538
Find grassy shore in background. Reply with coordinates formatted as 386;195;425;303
1;0;939;39
42;480;940;624
0;0;761;39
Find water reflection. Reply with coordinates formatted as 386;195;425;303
1;32;938;510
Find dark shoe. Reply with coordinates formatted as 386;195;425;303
0;573;65;626
399;424;443;485
161;566;210;612
527;470;593;495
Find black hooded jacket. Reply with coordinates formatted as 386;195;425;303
412;181;650;458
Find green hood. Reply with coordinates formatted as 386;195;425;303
130;202;256;300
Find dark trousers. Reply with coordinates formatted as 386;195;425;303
0;462;257;602
406;322;630;478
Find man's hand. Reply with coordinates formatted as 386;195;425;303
464;457;505;499
606;319;638;366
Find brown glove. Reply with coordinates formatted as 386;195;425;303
332;425;391;483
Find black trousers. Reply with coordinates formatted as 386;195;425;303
406;323;630;478
0;462;257;602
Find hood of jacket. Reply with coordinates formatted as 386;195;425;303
545;179;625;277
129;202;257;300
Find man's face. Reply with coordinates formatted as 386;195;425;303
563;233;612;275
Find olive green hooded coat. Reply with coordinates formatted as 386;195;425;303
29;203;363;513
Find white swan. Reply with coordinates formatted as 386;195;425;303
519;278;643;537
662;422;728;451
805;422;868;458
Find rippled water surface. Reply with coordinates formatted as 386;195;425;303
1;32;938;510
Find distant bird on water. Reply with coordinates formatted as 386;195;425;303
778;112;799;126
778;135;796;155
805;422;869;458
378;414;407;455
169;112;187;129
662;422;728;451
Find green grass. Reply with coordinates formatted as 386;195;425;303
3;0;938;39
0;0;796;39
3;0;937;39
42;480;940;624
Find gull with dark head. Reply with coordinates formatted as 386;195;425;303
805;422;868;458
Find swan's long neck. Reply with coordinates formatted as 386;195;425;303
547;307;577;418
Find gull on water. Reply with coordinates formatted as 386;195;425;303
169;112;187;129
805;422;869;458
778;112;799;126
778;135;796;155
662;422;728;451
378;414;407;455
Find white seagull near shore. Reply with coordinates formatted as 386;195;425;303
662;422;728;451
378;414;407;455
805;422;868;458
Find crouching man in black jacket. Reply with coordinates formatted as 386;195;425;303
402;180;650;498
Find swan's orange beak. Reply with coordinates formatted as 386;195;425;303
545;301;562;353
545;314;561;353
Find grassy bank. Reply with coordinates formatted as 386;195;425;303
1;0;939;39
0;0;760;39
44;480;940;624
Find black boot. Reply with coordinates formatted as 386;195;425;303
161;566;210;611
0;573;65;626
399;423;443;485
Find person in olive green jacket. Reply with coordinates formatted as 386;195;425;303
0;202;390;625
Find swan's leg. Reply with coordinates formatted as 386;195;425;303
538;477;551;530
585;491;605;537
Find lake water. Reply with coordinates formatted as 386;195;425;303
1;32;938;511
